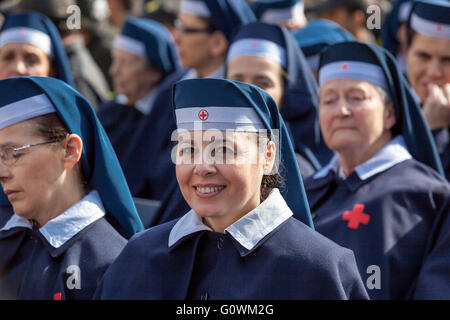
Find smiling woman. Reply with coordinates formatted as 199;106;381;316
94;78;369;300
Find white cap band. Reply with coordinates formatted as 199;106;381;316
0;27;52;58
176;107;265;132
0;94;56;131
180;0;211;17
319;61;388;90
227;38;287;68
113;34;146;57
260;2;305;24
410;13;450;39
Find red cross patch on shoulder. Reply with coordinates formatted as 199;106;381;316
342;204;370;230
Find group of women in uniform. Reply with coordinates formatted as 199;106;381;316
0;0;448;300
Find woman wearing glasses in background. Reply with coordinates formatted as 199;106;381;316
0;76;143;299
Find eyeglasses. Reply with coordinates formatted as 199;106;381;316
0;139;62;166
174;19;216;34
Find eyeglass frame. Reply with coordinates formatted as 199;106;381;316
0;138;64;166
174;19;217;34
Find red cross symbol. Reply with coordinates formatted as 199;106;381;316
198;109;209;121
341;63;349;71
342;204;370;230
19;28;26;37
251;41;259;48
436;24;442;32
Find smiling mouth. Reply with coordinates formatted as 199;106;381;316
194;186;226;196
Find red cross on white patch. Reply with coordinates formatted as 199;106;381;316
198;109;209;121
341;63;349;71
436;24;442;32
251;41;259;48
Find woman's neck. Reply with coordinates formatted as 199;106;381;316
338;133;392;176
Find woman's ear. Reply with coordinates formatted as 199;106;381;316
63;134;83;170
209;31;228;57
262;141;276;175
384;102;397;130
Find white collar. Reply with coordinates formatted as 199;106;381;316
182;65;225;80
114;83;163;115
313;135;412;180
168;188;292;250
0;190;105;248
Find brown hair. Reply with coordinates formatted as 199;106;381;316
29;113;88;187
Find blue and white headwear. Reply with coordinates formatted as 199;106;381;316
226;21;332;167
293;19;354;72
179;0;256;41
407;0;450;39
318;41;444;176
381;0;413;56
0;12;74;86
0;76;144;238
250;0;306;26
172;78;314;228
113;17;179;78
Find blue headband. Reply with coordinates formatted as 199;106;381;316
408;0;450;39
0;77;144;238
180;0;256;41
319;41;444;176
172;78;314;228
293;19;354;71
227;21;332;167
115;17;179;78
0;12;74;86
251;0;305;25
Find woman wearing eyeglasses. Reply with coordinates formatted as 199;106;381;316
173;0;255;80
0;76;143;300
0;11;75;217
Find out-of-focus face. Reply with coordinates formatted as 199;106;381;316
0;42;52;79
406;32;450;103
318;78;395;154
175;130;275;230
109;48;155;104
0;121;65;221
173;13;217;70
227;55;285;109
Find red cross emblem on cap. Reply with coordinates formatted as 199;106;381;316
20;28;26;36
342;204;370;230
436;24;442;32
251;41;259;48
198;109;209;121
341;63;349;71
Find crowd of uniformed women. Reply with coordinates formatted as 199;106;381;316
0;0;448;300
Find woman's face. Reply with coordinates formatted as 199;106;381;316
318;78;395;153
109;48;155;104
175;130;274;230
0;121;65;220
0;42;52;79
173;13;217;70
227;55;285;108
406;33;450;103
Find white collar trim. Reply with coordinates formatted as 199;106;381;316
0;190;105;248
313;135;412;180
168;188;292;250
